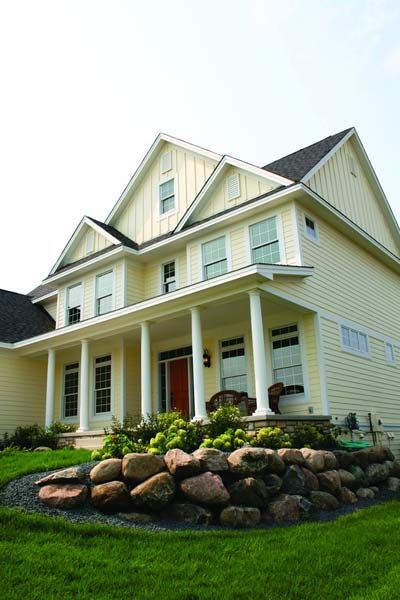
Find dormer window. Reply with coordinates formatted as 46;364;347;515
66;283;82;325
86;230;94;254
226;173;240;201
159;179;175;215
304;216;319;242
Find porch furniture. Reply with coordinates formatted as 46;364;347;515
206;390;249;416
268;382;284;414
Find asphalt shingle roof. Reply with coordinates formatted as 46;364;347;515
263;128;353;182
0;289;55;343
27;284;56;300
88;217;139;250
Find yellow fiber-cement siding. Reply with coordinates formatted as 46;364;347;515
42;297;58;321
0;349;47;435
321;317;400;455
270;204;400;339
126;260;145;305
113;142;217;245
195;167;279;222
307;139;398;255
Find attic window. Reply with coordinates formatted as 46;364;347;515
347;154;357;177
226;173;240;201
86;230;94;254
161;151;172;174
159;179;175;215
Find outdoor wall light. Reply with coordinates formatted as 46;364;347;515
203;349;211;368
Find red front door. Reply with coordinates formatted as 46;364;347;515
169;358;189;415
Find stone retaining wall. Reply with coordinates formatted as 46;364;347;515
36;445;400;528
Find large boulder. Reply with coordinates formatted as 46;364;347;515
130;472;175;511
38;483;88;509
263;473;282;496
163;503;213;525
122;453;165;484
389;459;400;477
309;491;340;510
338;469;356;489
292;495;313;515
90;459;122;485
228;448;269;477
268;494;300;522
321;451;338;470
281;465;306;496
382;477;400;492
338;487;358;504
365;462;390;485
164;449;201;479
228;477;269;508
91;481;131;513
264;449;285;474
180;472;230;506
356;487;375;499
383;447;395;461
317;470;341;494
277;448;304;466
352;447;387;469
300;449;325;473
333;450;354;469
301;467;320;492
220;506;261;528
35;467;84;486
349;465;368;487
192;448;229;473
118;512;159;523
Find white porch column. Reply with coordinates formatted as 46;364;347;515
78;339;90;432
191;307;207;421
45;348;56;427
141;321;152;416
249;290;273;415
119;338;126;422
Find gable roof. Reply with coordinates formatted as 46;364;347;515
263;128;353;182
28;284;57;301
88;217;138;250
0;289;55;343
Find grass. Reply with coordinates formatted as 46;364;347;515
1;450;400;600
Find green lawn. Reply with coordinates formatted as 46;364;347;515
1;450;400;600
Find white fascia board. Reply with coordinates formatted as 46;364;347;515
106;133;222;225
14;264;312;350
174;155;293;233
301;128;355;183
44;246;126;285
31;290;58;304
0;342;14;349
84;217;122;246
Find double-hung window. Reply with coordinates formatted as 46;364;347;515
220;337;247;392
340;325;369;356
162;261;176;293
202;237;227;280
63;362;79;418
271;325;304;395
159;179;175;215
96;271;113;316
250;216;280;264
66;283;82;325
94;355;112;414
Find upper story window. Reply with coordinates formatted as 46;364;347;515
63;362;79;418
226;173;240;201
271;324;304;396
304;216;319;242
385;342;395;364
250;216;280;264
162;261;176;294
96;271;113;316
159;179;175;215
66;283;82;325
94;355;112;415
202;236;228;280
86;230;94;254
340;325;369;357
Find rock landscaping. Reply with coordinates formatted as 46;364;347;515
29;445;400;528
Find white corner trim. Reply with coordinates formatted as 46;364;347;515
314;312;329;414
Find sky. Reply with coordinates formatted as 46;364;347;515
0;0;399;294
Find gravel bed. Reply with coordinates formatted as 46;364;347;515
2;463;400;532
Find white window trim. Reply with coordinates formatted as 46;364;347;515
158;175;178;219
268;322;307;402
60;362;80;423
248;213;286;265
304;214;320;244
160;258;179;295
65;282;83;326
91;353;114;419
339;323;371;359
385;342;396;366
201;234;231;281
93;267;116;318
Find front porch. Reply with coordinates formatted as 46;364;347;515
32;282;329;437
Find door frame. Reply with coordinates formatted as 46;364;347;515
158;348;194;417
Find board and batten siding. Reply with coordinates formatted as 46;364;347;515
307;139;399;256
0;349;47;435
112;142;217;245
68;227;113;264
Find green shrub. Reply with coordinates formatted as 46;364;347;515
148;418;204;455
253;427;292;449
7;424;59;450
291;424;339;449
48;421;78;434
104;411;186;446
208;406;242;437
200;427;252;452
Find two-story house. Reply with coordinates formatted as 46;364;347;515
1;128;400;451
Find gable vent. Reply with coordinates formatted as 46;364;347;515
226;173;240;201
161;151;172;174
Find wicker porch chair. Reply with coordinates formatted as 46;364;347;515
268;382;284;414
206;390;249;416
